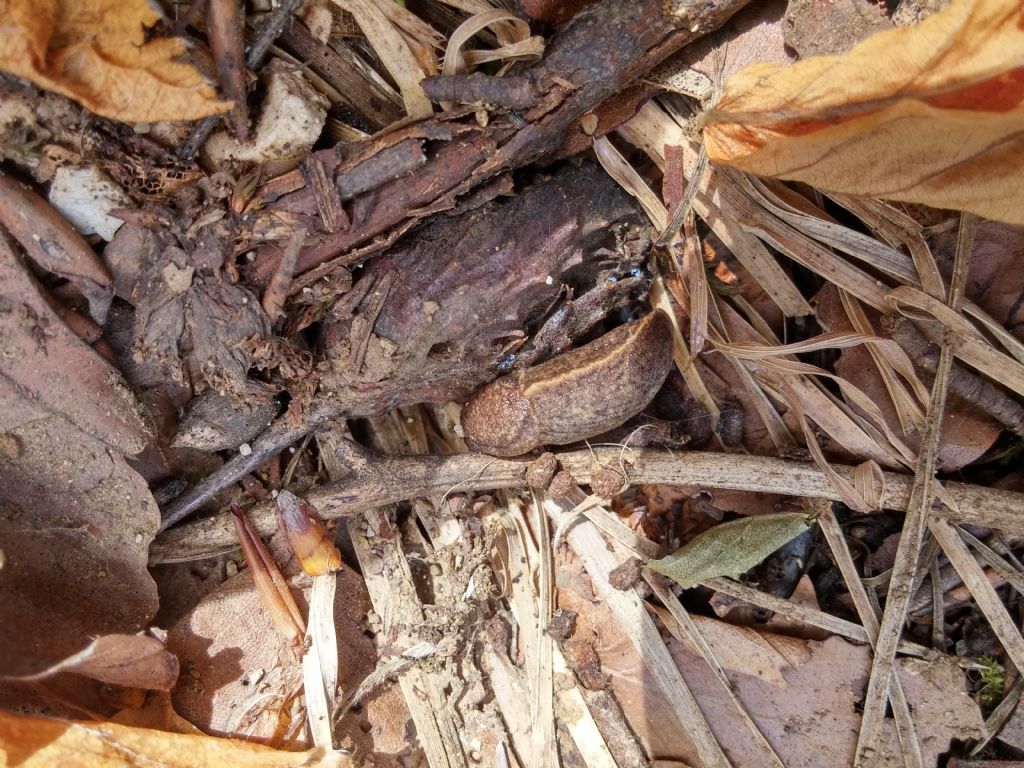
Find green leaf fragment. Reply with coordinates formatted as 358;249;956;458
647;512;813;589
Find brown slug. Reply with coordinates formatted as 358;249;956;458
461;309;675;456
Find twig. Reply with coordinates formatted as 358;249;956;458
178;0;304;160
157;400;344;532
152;444;1024;561
854;212;974;766
818;506;923;768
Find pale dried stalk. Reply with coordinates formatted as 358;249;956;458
817;508;923;768
303;574;338;748
839;290;927;434
645;574;785;768
317;430;464;768
854;212;974;767
544;495;732;768
332;0;433;118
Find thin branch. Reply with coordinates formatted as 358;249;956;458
854;212;973;766
152;443;1024;562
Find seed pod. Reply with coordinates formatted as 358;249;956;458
461;310;674;456
276;490;342;577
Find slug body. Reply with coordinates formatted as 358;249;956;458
461;309;674;456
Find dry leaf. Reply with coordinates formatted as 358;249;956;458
0;238;158;679
0;709;352;768
3;635;178;691
648;512;812;589
704;0;1024;225
0;0;231;123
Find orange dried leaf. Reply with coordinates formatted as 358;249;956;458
703;0;1024;225
0;0;231;123
0;709;351;767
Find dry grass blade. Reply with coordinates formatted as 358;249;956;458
972;675;1024;756
930;518;1024;679
621;106;812;316
854;212;974;766
737;173;919;285
441;8;542;86
703;577;933;659
958;528;1024;597
817;507;924;768
682;211;710;353
593;136;668;229
839;290;927;433
543;495;732;768
887;286;1024;398
528;491;556;767
649;276;722;427
331;0;433;119
644;574;785;768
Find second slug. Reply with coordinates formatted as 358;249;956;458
461;309;675;457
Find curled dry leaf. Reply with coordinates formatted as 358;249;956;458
704;0;1024;225
0;709;352;768
0;0;231;123
2;635;178;692
648;512;813;589
231;504;306;646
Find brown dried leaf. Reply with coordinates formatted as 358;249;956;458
0;709;351;768
0;0;231;123
0;241;158;680
704;0;1024;225
4;635;178;691
231;504;306;646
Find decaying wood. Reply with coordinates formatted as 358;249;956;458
246;0;752;284
161;161;650;527
276;21;404;130
207;0;248;141
151;443;1024;563
178;0;304;160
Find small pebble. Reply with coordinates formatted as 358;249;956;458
239;443;252;456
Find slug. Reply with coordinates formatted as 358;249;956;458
461;309;674;456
